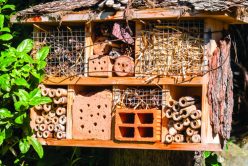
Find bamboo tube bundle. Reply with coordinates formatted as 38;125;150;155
164;95;202;144
32;85;68;139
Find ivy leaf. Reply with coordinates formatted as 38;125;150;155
15;89;29;101
29;96;52;106
19;138;30;154
0;14;4;29
36;46;50;61
29;88;41;99
0;108;13;119
2;4;15;10
203;151;211;158
14;101;28;112
0;129;6;146
37;61;47;70
0;34;13;41
17;39;33;53
14;78;30;88
0;56;16;71
27;136;43;158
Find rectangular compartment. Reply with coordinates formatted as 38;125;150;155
119;127;135;138
135;20;205;77
119;113;135;124
137;113;154;124
33;25;85;77
138;127;153;138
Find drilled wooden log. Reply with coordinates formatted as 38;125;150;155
190;119;201;129
174;134;184;143
190;110;202;120
56;88;68;97
165;134;174;144
179;105;196;118
114;56;134;77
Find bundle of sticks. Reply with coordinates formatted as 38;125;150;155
164;96;202;143
33;84;68;139
115;88;163;109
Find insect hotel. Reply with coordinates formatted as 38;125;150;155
12;0;248;151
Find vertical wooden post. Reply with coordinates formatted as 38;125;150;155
84;23;93;77
66;85;75;139
134;21;143;77
161;85;170;143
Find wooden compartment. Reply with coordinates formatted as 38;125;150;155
30;85;69;139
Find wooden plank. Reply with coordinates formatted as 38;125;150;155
161;85;169;143
38;138;221;151
134;21;143;77
66;85;75;139
84;23;93;77
43;76;204;85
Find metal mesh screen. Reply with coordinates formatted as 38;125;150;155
114;87;165;109
33;26;85;77
136;20;205;77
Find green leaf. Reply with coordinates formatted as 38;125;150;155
29;88;41;99
19;138;30;154
37;61;47;70
29;96;52;106
0;108;13;119
14;101;28;111
204;151;211;158
0;129;6;146
0;74;11;92
0;14;4;29
36;46;50;61
28;136;43;158
15;89;29;101
17;39;33;53
14;78;30;88
0;27;10;32
0;33;13;41
14;112;26;124
0;56;16;71
2;4;15;10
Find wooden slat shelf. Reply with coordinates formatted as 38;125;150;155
38;139;221;151
43;76;207;86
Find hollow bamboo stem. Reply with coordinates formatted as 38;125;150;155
172;112;182;121
52;117;59;124
165;109;173;119
178;96;197;107
190;119;201;129
56;88;68;97
56;107;66;116
48;110;56;118
179;105;196;118
191;134;201;143
168;127;177;136
39;124;47;131
173;122;184;131
165;134;174;144
43;104;52;112
59;115;67;125
35;116;44;124
41;88;49;96
174;134;184;143
48;89;56;98
183;118;190;126
190;110;202;119
34;105;43;111
172;102;179;112
55;131;65;139
48;124;55;132
42;131;52;138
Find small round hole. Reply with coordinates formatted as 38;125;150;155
90;114;93;117
122;69;125;72
92;61;95;64
97;105;101;109
103;115;106;119
80;109;83;113
105;104;107;108
87;104;90;107
122;64;125;67
118;63;120;66
100;67;103;70
94;122;97;126
80;117;83;120
81;125;84;129
102;130;104;132
103;61;106;64
97;113;100;116
88;130;91;133
98;62;100;64
94;67;97;70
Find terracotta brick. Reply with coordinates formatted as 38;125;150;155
115;109;161;142
88;55;112;77
72;90;112;140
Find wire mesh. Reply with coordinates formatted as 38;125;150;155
136;20;205;77
33;26;85;77
114;87;165;109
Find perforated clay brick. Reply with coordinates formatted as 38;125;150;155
88;55;112;77
72;90;112;140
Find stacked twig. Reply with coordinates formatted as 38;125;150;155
137;21;205;77
114;87;163;109
33;84;68;139
164;96;202;143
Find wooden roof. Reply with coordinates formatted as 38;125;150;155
12;0;248;24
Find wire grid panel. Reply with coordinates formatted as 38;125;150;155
136;20;205;77
114;87;165;109
33;26;85;77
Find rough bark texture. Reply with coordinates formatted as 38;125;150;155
17;0;248;16
208;36;234;140
108;149;195;166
